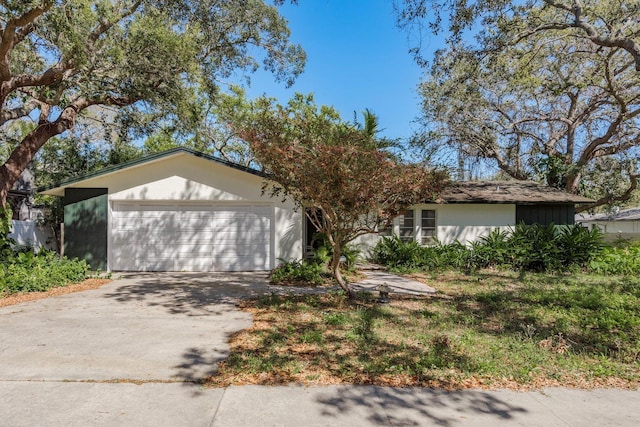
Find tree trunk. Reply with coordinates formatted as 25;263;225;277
330;245;355;299
0;104;80;207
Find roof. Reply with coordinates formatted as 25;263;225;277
39;149;593;205
439;181;593;204
577;207;640;222
38;147;265;196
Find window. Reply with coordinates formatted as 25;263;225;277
398;209;414;242
421;209;436;245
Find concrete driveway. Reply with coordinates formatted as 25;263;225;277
0;272;271;382
0;272;267;426
2;272;639;427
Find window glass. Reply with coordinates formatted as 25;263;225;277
421;209;436;245
399;209;414;242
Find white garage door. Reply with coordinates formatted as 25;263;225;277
110;202;272;271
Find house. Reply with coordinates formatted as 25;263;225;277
355;180;593;249
576;207;640;242
40;148;592;271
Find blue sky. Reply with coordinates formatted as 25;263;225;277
236;0;444;142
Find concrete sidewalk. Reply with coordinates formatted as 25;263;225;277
1;383;638;426
351;270;436;295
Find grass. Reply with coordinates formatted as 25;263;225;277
209;270;640;389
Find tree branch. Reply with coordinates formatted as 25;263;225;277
576;173;639;213
0;1;53;81
0;98;39;126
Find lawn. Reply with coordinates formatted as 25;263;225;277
209;270;640;390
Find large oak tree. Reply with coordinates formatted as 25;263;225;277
0;0;305;206
396;0;640;210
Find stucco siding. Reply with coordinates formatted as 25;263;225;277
354;204;516;257
434;204;515;245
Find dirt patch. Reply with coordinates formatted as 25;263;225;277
0;278;112;308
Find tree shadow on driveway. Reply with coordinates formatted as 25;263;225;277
103;272;271;316
97;272;265;385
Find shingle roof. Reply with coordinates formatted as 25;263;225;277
439;181;593;204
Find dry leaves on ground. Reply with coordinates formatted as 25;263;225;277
0;278;111;307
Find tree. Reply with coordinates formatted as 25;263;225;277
404;1;640;210
235;94;448;298
394;1;640;66
138;86;260;167
0;0;305;206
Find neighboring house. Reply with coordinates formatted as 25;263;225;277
576;208;640;242
40;148;592;272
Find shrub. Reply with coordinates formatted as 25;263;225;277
270;259;326;286
0;250;89;294
370;235;426;269
471;229;511;268
589;241;640;275
371;224;604;273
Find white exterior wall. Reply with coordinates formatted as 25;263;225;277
354;203;516;257
579;220;640;242
581;220;640;234
429;204;515;245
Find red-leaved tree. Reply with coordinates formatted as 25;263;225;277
236;94;448;298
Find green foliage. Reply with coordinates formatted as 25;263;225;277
590;242;640;276
0;207;15;261
0;0;306;203
0;250;89;294
270;259;327;286
409;0;640;210
372;224;604;273
236;93;448;293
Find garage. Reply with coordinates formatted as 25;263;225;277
39;148;302;271
110;202;273;272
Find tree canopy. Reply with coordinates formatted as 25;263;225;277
395;1;640;67
0;0;305;205
398;0;640;210
235;94;448;297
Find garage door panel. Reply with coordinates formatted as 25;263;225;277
111;203;272;272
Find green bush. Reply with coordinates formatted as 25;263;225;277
270;259;326;286
589;241;640;275
371;223;604;273
370;235;426;269
0;250;89;294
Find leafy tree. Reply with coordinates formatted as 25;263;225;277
0;0;305;206
138;86;260;167
404;1;640;210
394;1;640;67
235;94;448;298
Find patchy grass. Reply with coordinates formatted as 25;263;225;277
209;270;640;390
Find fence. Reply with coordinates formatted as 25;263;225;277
8;220;57;252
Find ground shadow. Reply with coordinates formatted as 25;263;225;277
102;272;272;316
316;386;528;426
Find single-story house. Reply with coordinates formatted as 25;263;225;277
40;148;592;271
576;207;640;242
